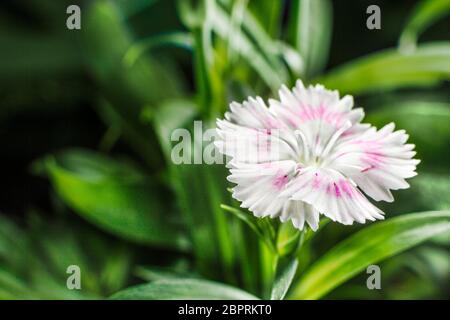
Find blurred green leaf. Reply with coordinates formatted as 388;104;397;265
123;32;193;67
0;213;131;299
0;32;83;81
290;211;450;299
36;149;189;250
111;278;259;299
288;0;332;78
413;173;450;211
270;257;298;300
134;264;197;282
210;1;285;91
84;0;186;169
246;0;283;38
221;204;276;252
399;0;450;52
113;0;158;18
318;42;450;94
143;98;197;157
152;99;239;283
413;246;450;282
228;0;291;80
220;205;262;238
0;268;34;300
84;0;185;103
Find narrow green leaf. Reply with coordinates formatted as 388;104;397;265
36;149;189;250
111;278;259;300
289;0;332;78
220;204;264;239
123;32;193;67
210;2;285;91
152;100;237;281
113;0;158;18
221;204;277;253
399;0;450;52
246;0;283;37
270;258;298;300
290;211;450;299
317;42;450;94
413;173;450;211
84;0;185;104
134;265;196;282
231;0;290;79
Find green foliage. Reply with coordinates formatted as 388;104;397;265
399;0;450;51
0;214;131;299
288;0;332;78
318;42;450;94
290;211;450;299
270;257;298;300
35;149;189;250
111;278;259;300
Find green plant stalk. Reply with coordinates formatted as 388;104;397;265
234;219;257;294
192;27;213;115
259;240;276;298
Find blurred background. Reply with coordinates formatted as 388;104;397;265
0;0;449;299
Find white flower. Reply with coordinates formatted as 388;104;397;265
215;80;419;231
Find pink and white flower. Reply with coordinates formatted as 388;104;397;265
215;80;419;231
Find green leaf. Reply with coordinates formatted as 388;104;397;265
399;0;450;52
290;211;450;299
270;258;298;300
0;213;132;299
317;42;450;94
220;205;264;240
289;0;332;78
413;173;450;211
134;264;196;282
113;0;158;18
210;2;286;91
111;278;259;300
229;0;291;80
246;0;283;37
0;31;83;81
152;100;238;281
123;32;193;67
83;0;186;169
36;148;189;250
220;204;277;253
84;0;185;105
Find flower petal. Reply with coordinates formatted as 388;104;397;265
269;80;364;161
228;160;297;218
328;122;420;202
216;121;298;163
216;96;300;163
280;200;320;231
281;167;384;225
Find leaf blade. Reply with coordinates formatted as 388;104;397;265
399;0;450;51
36;149;189;250
270;258;299;300
290;211;450;299
317;42;450;94
111;278;259;300
289;0;332;78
